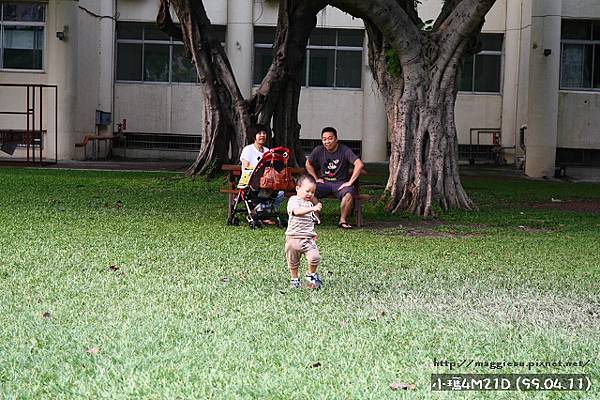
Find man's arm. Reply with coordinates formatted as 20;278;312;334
338;158;364;190
305;159;323;183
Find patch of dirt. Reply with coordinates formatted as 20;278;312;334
365;219;444;230
517;226;553;233
363;220;483;238
531;200;600;214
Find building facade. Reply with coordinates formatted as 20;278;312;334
0;0;598;177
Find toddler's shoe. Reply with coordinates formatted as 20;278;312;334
305;273;322;289
290;278;301;288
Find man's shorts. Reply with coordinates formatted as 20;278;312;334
315;181;356;201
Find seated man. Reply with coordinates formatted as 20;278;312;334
240;124;285;221
305;126;364;229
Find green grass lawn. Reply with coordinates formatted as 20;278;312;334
0;167;599;399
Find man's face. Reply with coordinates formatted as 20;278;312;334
255;130;267;145
321;131;338;152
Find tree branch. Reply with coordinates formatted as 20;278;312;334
156;0;183;41
329;0;422;68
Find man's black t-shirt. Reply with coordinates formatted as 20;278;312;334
308;144;359;182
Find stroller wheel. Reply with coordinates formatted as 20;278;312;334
249;221;261;230
232;217;240;226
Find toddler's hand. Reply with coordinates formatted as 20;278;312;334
313;203;322;212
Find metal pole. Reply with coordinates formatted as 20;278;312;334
55;85;58;164
32;86;36;163
26;86;30;162
39;85;43;164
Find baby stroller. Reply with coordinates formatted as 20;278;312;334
227;146;294;229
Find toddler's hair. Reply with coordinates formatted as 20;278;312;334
296;174;316;187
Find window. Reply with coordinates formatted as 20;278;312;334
253;27;363;89
116;22;226;83
0;2;45;70
560;20;600;90
459;33;503;93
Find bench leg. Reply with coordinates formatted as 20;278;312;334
354;199;363;227
228;193;234;221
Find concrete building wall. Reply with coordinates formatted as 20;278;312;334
555;1;600;152
562;0;600;17
558;93;600;148
298;89;363;140
118;0;227;24
254;4;363;28
455;95;503;144
114;84;203;134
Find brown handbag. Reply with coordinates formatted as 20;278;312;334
260;163;296;191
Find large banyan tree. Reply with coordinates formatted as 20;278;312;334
158;0;497;216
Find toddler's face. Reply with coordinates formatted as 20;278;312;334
296;181;316;201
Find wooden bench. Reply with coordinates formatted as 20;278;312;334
220;164;370;227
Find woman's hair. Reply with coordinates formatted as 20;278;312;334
296;174;316;187
255;124;268;135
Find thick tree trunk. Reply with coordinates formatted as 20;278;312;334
334;0;495;216
159;0;324;173
375;44;476;216
250;0;326;166
160;0;251;177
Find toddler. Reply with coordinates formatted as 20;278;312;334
285;175;323;289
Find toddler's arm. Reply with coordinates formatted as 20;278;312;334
291;202;322;216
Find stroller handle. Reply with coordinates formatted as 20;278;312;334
268;146;291;159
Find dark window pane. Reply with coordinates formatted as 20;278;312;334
2;26;43;69
255;26;275;44
144;24;170;41
594;22;600;41
480;33;503;51
336;51;362;88
474;54;501;92
143;44;169;82
117;22;143;40
212;25;227;44
561;44;592;88
459;55;474;91
172;45;196;83
595;44;600;88
561;20;592;40
338;29;364;47
310;28;336;46
309;49;334;86
116;43;142;80
253;47;273;84
3;3;44;21
300;57;306;86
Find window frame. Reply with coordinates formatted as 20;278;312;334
458;33;504;95
559;19;600;91
253;26;364;90
0;2;46;72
